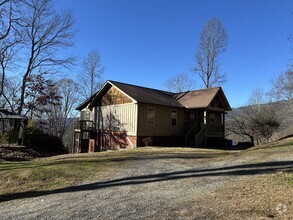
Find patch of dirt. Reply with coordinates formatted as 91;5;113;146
0;146;43;161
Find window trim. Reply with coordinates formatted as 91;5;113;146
170;109;177;127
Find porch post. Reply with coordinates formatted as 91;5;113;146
204;111;207;148
204;111;207;124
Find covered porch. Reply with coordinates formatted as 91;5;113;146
184;109;226;147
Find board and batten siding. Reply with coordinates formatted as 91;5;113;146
95;103;137;136
137;104;184;137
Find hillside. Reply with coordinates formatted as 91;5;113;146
226;100;293;145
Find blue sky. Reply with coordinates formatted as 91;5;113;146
56;0;292;107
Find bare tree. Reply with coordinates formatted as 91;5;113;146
227;89;280;145
78;49;104;100
0;0;12;40
0;76;19;111
0;38;17;105
165;73;195;92
0;0;22;112
194;18;228;88
268;70;293;101
44;78;78;138
17;0;76;115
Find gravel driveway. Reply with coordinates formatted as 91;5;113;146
0;147;292;220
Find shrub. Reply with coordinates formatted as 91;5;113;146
0;129;19;145
0;132;9;145
23;122;67;154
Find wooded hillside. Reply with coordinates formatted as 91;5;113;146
226;100;293;145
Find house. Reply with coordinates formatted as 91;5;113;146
74;80;231;153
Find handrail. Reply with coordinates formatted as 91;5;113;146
195;125;207;147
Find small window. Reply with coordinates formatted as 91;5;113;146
147;107;155;125
210;113;215;124
171;110;177;126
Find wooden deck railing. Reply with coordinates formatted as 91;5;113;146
74;120;95;131
185;124;225;147
206;124;224;136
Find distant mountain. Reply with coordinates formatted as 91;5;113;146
226;100;293;145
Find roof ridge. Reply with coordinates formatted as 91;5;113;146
175;87;220;95
109;80;220;94
108;80;176;96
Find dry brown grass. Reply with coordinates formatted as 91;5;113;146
186;172;292;220
175;138;293;220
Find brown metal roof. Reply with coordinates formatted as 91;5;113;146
109;81;182;107
85;80;231;111
175;87;220;108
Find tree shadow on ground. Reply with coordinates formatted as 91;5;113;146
1;160;292;203
0;152;230;172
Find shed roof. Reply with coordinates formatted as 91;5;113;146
0;109;26;119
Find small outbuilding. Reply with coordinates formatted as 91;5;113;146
0;109;27;144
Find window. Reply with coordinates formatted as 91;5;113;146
171;110;177;126
147;107;155;125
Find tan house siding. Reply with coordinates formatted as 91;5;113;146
96;103;138;136
137;103;184;137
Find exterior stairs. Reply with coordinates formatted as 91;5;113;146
185;124;206;148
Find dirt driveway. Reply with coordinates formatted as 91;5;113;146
0;141;292;219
